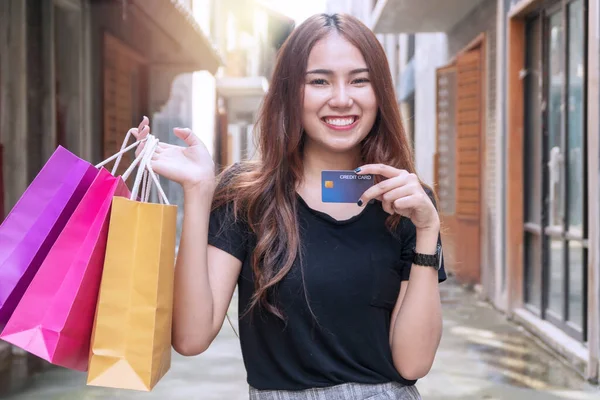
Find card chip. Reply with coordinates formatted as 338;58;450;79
325;181;334;189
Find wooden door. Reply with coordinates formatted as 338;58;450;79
435;45;484;284
455;47;483;283
103;34;147;179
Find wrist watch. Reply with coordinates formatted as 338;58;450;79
412;244;443;271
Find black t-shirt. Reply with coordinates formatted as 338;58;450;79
208;193;446;391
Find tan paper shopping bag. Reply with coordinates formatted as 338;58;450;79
87;136;177;391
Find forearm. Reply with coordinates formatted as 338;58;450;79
391;229;443;379
172;184;216;354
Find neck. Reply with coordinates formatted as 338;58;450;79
301;140;362;188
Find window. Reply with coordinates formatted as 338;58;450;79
523;0;587;341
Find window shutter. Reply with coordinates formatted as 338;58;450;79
456;49;482;220
435;66;457;215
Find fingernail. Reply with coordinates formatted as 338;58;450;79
357;199;363;207
354;168;361;173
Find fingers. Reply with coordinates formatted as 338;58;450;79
392;194;422;216
381;199;394;215
138;116;149;132
356;164;403;179
359;173;409;205
132;118;150;157
173;127;201;147
380;185;414;205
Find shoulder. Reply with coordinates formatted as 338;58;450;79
216;162;245;188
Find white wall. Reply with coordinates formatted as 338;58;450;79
192;71;216;156
191;0;217;156
413;33;448;185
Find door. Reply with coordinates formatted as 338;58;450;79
103;34;147;179
523;0;587;341
435;43;484;284
455;47;483;284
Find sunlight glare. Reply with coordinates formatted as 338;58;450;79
258;0;327;24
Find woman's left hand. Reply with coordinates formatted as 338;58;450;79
356;164;440;233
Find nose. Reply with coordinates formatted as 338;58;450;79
328;84;353;108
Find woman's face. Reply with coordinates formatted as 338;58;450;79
302;33;378;154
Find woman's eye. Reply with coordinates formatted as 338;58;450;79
353;78;370;84
309;78;328;85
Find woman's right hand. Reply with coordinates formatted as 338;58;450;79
131;117;216;191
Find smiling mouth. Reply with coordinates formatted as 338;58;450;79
321;116;359;130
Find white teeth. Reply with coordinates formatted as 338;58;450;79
324;117;355;126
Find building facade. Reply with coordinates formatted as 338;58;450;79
329;0;600;383
0;0;221;392
502;0;599;382
213;0;295;167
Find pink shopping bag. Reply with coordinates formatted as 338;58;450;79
0;168;130;371
0;129;146;371
0;146;97;325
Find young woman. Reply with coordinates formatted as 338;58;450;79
133;13;446;400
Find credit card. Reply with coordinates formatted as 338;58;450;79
321;170;375;203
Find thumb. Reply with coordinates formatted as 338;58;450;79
174;127;200;147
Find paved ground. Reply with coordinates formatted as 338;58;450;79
2;279;599;399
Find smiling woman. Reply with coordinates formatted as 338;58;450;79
131;12;445;400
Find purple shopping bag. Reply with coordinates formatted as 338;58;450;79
0;146;97;325
1;168;130;371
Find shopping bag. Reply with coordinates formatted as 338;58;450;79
0;169;129;370
87;136;177;391
0;132;145;370
0;146;97;325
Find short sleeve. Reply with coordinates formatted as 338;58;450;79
208;202;249;263
397;187;447;283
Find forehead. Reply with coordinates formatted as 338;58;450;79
306;33;367;71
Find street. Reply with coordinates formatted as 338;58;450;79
2;279;598;400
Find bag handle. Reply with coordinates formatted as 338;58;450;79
130;136;170;205
94;128;147;174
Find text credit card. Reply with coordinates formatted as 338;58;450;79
321;170;375;203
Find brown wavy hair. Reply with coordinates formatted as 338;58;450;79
212;14;422;320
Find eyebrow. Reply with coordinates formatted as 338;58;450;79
306;68;369;75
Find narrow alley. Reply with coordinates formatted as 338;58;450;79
3;280;598;400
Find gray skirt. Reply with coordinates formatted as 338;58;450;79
249;382;421;400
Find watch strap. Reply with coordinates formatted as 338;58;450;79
412;244;442;270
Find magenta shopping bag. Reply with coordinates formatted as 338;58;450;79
0;146;97;325
0;168;130;371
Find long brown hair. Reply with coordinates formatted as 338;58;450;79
212;14;421;320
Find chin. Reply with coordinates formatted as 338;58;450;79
320;137;362;154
